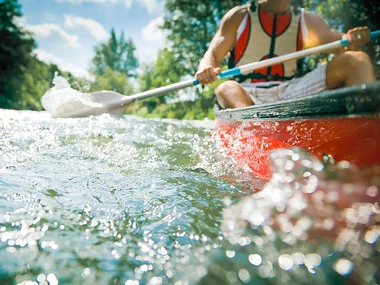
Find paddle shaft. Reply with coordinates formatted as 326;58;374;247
108;30;380;110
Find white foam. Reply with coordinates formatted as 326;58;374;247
41;72;103;117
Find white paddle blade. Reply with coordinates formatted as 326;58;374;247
42;88;128;118
88;91;129;116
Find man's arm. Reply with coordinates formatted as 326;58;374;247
304;11;371;54
195;6;247;85
303;11;342;50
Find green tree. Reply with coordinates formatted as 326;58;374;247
135;48;186;112
138;63;155;93
19;56;89;110
19;57;60;110
140;49;186;97
162;0;243;74
0;0;35;108
90;67;134;95
92;28;139;78
128;48;219;119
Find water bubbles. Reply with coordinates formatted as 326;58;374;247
125;280;139;285
303;175;318;194
364;228;379;244
257;261;275;278
148;276;163;285
366;185;378;197
304;253;322;270
211;145;380;282
238;268;251;282
226;250;235;258
17;281;38;285
278;254;294;271
226;271;238;283
82;268;91;278
36;274;46;283
291;252;305;265
333;258;354;276
248;254;262;266
40;241;58;250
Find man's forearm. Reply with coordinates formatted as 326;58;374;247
331;31;346;55
198;50;219;70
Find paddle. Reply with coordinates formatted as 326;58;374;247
44;30;380;118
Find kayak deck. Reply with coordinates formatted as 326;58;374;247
215;82;380;120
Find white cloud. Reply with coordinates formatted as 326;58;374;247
140;0;158;14
56;0;119;3
142;17;164;44
34;49;64;64
33;49;92;80
26;23;81;48
138;17;166;64
124;0;133;8
56;0;160;14
64;15;109;42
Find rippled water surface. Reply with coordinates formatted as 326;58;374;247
0;109;379;285
0;110;260;285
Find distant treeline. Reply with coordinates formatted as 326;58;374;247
0;0;379;119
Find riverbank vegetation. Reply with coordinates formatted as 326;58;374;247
0;0;379;119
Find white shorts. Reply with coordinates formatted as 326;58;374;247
241;64;328;105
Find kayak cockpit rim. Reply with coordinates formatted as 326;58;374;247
214;82;380;121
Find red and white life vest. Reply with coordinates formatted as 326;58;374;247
228;4;305;83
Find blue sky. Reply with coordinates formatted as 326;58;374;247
19;0;166;79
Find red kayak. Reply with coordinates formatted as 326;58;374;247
214;82;380;179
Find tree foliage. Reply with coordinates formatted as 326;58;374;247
162;0;243;74
129;47;218;118
89;67;134;95
92;28;139;78
89;29;138;97
134;0;244;119
130;48;185;113
0;0;35;108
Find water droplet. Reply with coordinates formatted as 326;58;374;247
366;186;378;197
278;254;294;271
248;254;262;266
37;274;46;282
125;280;139;285
304;253;322;269
333;258;354;276
238;268;251;282
226;250;235;258
226;271;238;283
46;274;58;285
364;229;379;244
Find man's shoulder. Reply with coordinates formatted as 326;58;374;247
303;10;324;26
223;5;249;26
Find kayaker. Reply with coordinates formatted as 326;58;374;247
195;0;376;109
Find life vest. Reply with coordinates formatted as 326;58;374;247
228;3;304;83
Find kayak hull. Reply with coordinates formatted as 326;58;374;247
214;82;380;179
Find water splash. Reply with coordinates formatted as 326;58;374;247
200;148;379;284
41;72;103;117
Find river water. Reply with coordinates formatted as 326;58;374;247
0;109;378;285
